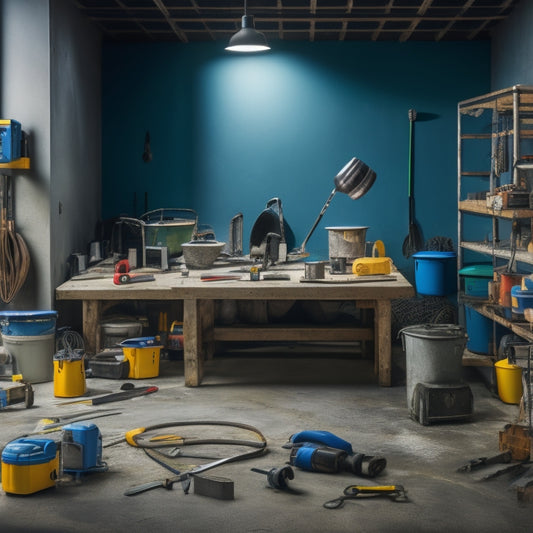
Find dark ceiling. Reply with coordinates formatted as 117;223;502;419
73;0;519;44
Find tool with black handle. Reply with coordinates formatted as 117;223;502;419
58;385;158;406
402;108;423;258
457;450;513;473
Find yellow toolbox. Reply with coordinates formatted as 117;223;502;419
119;337;162;379
352;257;392;276
1;438;58;495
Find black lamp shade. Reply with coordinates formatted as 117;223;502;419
226;15;270;52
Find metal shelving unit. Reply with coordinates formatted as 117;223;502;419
458;85;533;358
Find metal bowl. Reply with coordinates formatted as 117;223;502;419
181;241;226;269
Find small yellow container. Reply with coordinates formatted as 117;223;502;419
120;337;162;379
53;356;86;397
352;257;391;276
1;438;59;495
494;358;523;404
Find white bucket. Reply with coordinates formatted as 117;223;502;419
2;333;56;383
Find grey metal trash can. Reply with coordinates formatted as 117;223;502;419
400;324;468;408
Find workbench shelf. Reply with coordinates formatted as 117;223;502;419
458;85;533;358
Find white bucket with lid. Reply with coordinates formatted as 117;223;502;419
2;333;56;383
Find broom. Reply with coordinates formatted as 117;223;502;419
402;109;423;258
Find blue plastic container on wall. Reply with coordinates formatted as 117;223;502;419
0;310;57;336
413;251;457;296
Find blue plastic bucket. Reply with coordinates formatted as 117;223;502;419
0;310;57;336
465;306;507;354
511;285;533;315
413;252;457;296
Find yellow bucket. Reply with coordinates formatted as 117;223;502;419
122;346;161;379
494;358;523;404
53;357;86;398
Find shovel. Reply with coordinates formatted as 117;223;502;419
402;109;423;258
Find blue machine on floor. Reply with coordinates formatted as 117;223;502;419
61;421;108;476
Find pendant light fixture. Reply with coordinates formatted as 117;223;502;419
226;0;270;53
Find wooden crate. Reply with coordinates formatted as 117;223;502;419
499;424;532;461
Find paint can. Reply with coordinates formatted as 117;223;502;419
305;261;326;280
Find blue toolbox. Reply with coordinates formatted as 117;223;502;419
0;119;22;162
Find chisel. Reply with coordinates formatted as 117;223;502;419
58;386;158;406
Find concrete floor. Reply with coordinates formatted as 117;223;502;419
1;344;532;533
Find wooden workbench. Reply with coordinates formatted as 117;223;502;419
55;263;414;387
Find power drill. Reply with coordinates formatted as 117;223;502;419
286;430;387;478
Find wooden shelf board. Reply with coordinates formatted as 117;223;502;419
459;241;533;265
459;199;533;219
462;349;495;367
0;157;30;170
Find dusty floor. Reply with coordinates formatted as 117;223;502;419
1;344;532;532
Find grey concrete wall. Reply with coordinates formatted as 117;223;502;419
491;0;533;89
49;0;102;291
0;0;52;309
0;0;101;313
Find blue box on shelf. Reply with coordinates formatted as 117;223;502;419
0;119;22;163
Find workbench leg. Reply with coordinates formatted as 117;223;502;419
374;300;392;387
202;300;215;361
183;299;214;387
83;300;101;355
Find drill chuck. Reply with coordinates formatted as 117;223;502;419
290;445;346;473
289;444;386;478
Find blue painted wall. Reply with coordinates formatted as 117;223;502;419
102;40;490;282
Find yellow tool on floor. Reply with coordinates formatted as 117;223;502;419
324;484;409;509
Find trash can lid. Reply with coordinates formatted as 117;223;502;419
399;323;467;340
458;264;493;277
1;438;57;465
412;251;456;260
0;310;57;319
119;336;162;348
